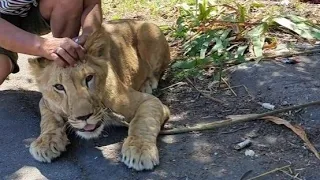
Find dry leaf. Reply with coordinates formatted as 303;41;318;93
263;40;277;50
262;116;320;160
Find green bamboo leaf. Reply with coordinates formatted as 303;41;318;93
235;45;248;58
251;2;265;8
211;38;223;53
220;29;231;40
196;57;211;66
273;17;320;40
237;4;246;23
200;41;209;59
286;14;308;23
247;23;267;37
252;35;265;58
246;23;267;58
172;60;197;69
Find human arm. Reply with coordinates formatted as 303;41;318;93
75;0;103;45
0;18;84;67
0;18;44;57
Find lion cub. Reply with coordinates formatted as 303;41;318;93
28;19;171;171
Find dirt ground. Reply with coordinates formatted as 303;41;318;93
0;44;320;180
1;47;320;180
2;1;320;179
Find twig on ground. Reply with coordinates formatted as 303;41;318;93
160;82;187;91
280;170;302;180
220;49;320;71
186;77;224;104
247;165;291;180
240;170;253;180
159;99;320;135
222;85;253;99
250;48;320;62
234;139;252;150
221;77;237;96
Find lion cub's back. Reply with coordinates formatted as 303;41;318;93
102;19;170;91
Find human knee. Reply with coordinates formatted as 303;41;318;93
0;55;13;85
39;0;83;20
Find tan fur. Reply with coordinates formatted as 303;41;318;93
28;20;171;171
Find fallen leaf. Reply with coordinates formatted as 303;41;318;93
263;40;277;50
262;116;320;160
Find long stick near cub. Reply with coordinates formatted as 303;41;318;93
28;19;171;171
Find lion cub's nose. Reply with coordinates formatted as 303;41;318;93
76;113;93;121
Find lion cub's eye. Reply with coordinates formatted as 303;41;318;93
85;75;94;88
53;84;65;91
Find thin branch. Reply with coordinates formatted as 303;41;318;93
221;77;237;96
280;170;303;180
250;48;320;61
160;82;187;91
160;99;320;135
186;77;224;104
247;165;291;180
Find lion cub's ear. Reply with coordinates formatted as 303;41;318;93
28;57;52;75
84;28;109;58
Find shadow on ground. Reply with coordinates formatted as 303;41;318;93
1;54;320;180
1;90;230;180
157;54;320;180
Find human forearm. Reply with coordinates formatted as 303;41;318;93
0;18;44;56
81;0;103;36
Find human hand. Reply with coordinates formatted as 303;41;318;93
40;37;86;67
73;33;89;46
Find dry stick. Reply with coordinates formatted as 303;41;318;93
220;48;320;67
280;170;303;180
247;165;291;180
159;99;320;135
250;48;320;61
221;77;237;96
160;82;187;91
186;78;224;104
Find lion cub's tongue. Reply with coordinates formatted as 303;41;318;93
83;124;96;131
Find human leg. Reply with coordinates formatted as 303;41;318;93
0;55;12;85
38;0;84;38
0;48;19;85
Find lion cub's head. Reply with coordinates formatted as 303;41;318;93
29;30;113;139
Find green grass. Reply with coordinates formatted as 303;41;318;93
102;0;195;22
101;0;320;83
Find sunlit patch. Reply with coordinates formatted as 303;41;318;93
8;166;47;179
96;143;122;163
170;112;188;122
160;135;177;144
265;135;278;144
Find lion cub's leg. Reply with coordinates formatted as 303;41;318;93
29;99;70;163
140;78;153;94
140;74;160;94
121;97;170;171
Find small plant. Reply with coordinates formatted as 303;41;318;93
171;0;320;83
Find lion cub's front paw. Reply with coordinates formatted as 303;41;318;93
29;131;70;163
121;136;159;171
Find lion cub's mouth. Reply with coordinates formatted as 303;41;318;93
78;121;103;132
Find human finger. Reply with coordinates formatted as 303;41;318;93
50;53;67;67
55;47;77;66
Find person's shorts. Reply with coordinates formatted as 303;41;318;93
0;3;51;73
